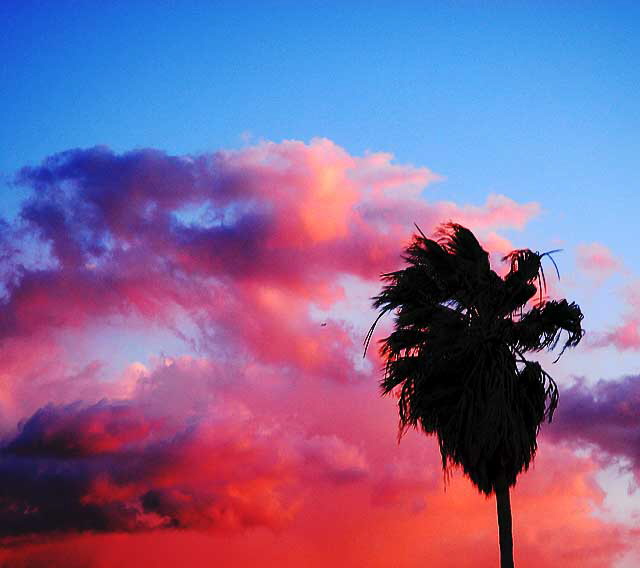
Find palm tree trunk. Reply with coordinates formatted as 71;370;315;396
495;477;514;568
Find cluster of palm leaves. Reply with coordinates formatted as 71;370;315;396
366;223;584;495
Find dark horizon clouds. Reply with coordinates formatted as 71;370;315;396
0;139;635;566
0;372;370;538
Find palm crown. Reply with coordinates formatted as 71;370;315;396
366;223;584;495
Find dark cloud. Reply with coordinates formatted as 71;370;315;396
546;375;640;479
0;366;369;540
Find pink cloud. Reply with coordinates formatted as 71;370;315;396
0;139;542;416
7;140;539;340
588;280;640;350
596;319;640;350
2;139;629;565
576;243;621;283
0;347;633;565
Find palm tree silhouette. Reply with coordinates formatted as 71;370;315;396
365;223;584;568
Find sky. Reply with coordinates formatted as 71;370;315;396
1;1;639;567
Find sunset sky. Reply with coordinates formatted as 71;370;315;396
1;2;640;567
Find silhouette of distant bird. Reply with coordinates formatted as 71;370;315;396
320;322;327;326
365;222;583;568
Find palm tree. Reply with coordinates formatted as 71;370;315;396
365;222;584;568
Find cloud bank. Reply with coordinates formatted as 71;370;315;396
0;139;634;566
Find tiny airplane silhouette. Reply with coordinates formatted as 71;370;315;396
320;322;327;326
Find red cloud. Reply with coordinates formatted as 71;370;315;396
0;445;630;567
0;357;372;539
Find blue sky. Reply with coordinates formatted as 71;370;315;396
2;1;639;329
2;1;638;252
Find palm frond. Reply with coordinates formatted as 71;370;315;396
511;299;584;358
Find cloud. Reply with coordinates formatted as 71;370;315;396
0;446;630;568
371;459;438;511
6;139;539;338
545;375;640;480
592;319;640;351
0;139;542;420
6;139;617;567
0;358;370;539
587;280;640;350
576;243;621;284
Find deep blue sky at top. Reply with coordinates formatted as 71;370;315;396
1;1;639;258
